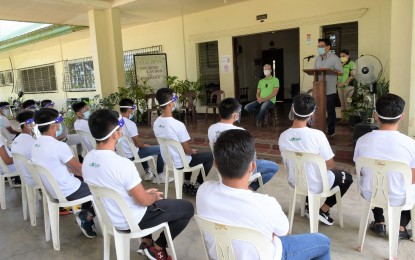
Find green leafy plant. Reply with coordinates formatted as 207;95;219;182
167;76;203;104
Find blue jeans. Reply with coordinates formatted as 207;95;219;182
280;233;330;260
249;159;278;191
244;100;274;123
137;145;164;173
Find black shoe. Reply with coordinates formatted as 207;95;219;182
182;182;199;196
318;209;334;226
369;221;386;236
399;228;412;240
75;212;96;238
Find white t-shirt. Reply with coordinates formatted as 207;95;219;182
153;116;191;168
74;119;93;151
11;133;36;186
121;117;139;159
0;115;16;140
278;127;335;194
354;130;415;206
31;135;80;198
83;149;145;230
196;181;288;260
0;137;16;174
208;122;244;143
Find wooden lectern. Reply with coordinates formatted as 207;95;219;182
303;68;338;132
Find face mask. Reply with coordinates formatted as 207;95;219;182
307;116;314;127
3;110;10;117
128;113;134;120
117;137;123;144
340;57;348;63
56;124;63;137
83;111;91;120
318;47;326;56
264;70;271;76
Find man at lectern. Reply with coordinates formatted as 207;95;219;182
314;38;343;137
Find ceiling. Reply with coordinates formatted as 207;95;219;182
0;0;248;27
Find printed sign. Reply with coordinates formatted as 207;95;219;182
220;55;232;73
134;54;168;89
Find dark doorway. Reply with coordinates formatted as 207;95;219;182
262;48;284;101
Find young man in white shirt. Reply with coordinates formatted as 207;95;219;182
154;88;213;195
83;109;194;260
119;98;172;184
354;94;415;239
0;102;20;140
31;108;96;238
197;129;330;260
208;98;278;191
278;93;353;226
0;128;18;185
72;101;94;152
11;110;36;187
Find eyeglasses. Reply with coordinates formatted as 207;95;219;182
95;116;125;141
160;94;178;106
119;105;137;110
36;115;63;126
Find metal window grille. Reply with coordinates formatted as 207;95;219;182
16;64;57;93
0;70;13;87
63;57;95;92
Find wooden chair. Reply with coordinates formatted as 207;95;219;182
239;87;249;102
146;94;161;126
205;90;225;122
180;91;197;124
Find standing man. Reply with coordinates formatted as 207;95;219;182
314;38;343;137
244;64;279;126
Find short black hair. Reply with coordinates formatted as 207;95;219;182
16;111;35;129
22;99;36;109
0;101;9;108
89;109;120;143
292;93;316;121
214;129;255;179
318;38;331;47
219;98;241;120
340;49;350;55
156;88;173;109
34;108;59;133
375;93;405;124
40;99;53;108
71;101;87;113
119;98;134;113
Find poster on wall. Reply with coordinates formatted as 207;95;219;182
220;55;232;73
134;53;168;90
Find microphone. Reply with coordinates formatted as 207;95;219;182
304;55;315;61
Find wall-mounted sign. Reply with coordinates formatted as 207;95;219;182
134;53;168;90
220;55;232;73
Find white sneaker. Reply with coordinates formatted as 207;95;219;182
152;172;174;184
144;170;154;181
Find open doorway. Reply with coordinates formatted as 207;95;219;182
233;28;300;107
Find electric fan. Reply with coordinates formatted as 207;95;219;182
354;55;383;109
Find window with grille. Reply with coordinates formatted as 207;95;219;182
63;58;95;91
198;41;220;105
0;70;13;87
17;64;57;93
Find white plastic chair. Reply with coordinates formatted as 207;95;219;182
209;141;266;193
281;150;343;233
76;130;96;156
355;157;415;259
87;183;177;260
157;138;206;199
115;136;160;184
194;215;273;260
31;163;93;251
0;154;19;210
12;153;43;226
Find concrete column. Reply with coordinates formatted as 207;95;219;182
88;8;125;98
218;36;235;98
389;0;415;136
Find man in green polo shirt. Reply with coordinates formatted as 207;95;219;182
244;64;279;126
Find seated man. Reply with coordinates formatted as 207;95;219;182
244;64;279;126
354;93;415;239
40;99;55;108
22;99;38;111
83;109;194;260
208;98;278;190
31;108;96;238
197;129;330;260
278;93;353;226
119;98;172;184
72;101;94;152
154;88;213;195
11;111;36;187
0;128;18;185
0;102;20;140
